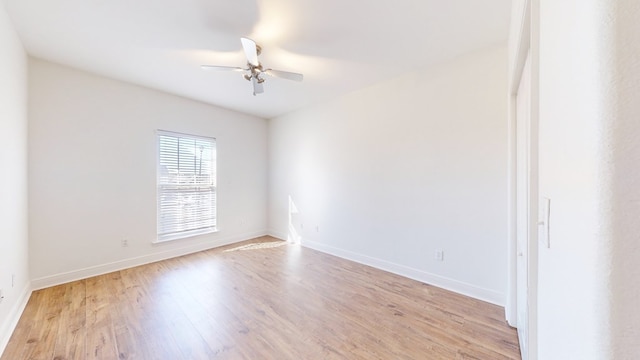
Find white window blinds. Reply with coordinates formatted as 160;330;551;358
157;130;217;242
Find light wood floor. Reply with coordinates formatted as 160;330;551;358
2;236;520;359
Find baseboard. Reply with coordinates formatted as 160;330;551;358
267;229;288;242
300;239;505;306
0;283;32;357
31;230;268;290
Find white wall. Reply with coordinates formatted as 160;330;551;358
269;47;508;304
28;59;268;287
609;2;640;357
536;1;609;356
531;0;640;358
0;3;30;353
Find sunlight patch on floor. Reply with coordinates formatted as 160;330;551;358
224;241;287;252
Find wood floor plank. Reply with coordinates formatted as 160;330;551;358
85;275;119;359
136;261;217;360
51;280;86;360
106;270;154;360
166;256;260;359
20;285;67;359
1;236;520;360
118;265;187;360
0;291;45;360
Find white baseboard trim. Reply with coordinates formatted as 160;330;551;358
300;239;504;306
0;283;32;357
267;229;288;242
31;230;268;291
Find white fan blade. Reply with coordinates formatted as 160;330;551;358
240;37;260;66
200;65;245;72
251;77;264;96
265;69;304;82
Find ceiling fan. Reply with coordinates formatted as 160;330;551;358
201;37;304;96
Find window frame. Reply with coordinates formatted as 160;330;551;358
155;129;217;243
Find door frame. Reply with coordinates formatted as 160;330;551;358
507;0;540;359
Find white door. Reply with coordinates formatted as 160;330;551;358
515;51;532;359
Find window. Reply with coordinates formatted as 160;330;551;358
157;130;217;242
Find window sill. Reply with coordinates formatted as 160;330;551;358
154;227;218;243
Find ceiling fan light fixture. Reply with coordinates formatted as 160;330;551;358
202;37;303;95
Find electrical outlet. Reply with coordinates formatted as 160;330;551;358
315;225;319;232
121;239;129;247
12;274;15;288
435;250;444;261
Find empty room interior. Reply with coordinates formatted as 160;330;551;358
1;0;639;359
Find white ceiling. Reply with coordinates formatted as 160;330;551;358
5;0;511;118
